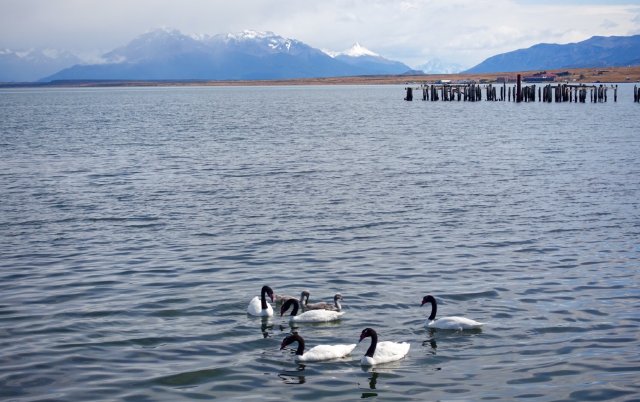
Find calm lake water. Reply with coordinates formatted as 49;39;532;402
1;85;639;401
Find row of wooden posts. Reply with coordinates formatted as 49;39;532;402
404;74;631;103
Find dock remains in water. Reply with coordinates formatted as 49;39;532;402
405;74;626;103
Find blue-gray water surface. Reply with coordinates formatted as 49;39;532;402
1;85;639;401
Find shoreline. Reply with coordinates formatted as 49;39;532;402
2;66;640;88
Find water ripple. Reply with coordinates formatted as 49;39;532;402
1;85;639;401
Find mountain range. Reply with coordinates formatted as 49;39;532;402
2;30;640;82
36;29;412;82
465;34;640;73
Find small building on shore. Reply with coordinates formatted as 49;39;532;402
523;72;556;82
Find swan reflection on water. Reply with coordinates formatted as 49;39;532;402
358;370;379;398
260;317;272;338
359;359;404;373
368;371;378;389
428;326;484;335
259;317;288;338
287;319;343;330
422;338;437;354
358;358;403;397
278;364;306;384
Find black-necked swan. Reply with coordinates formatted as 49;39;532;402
358;328;410;366
421;295;484;330
247;285;274;317
280;333;356;362
281;298;344;323
275;290;308;305
304;293;343;311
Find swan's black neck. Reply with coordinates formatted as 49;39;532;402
424;295;437;320
282;298;300;316
260;286;272;310
281;333;305;355
364;330;378;358
292;334;305;355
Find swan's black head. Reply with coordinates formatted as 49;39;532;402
280;334;296;350
421;295;436;306
335;293;343;301
280;333;304;355
359;327;376;342
262;285;274;302
280;298;299;316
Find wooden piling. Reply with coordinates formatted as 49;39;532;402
404;82;623;105
404;87;413;101
516;74;522;102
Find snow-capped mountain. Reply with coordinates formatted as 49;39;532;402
40;29;413;82
101;28;210;64
0;48;81;82
338;42;380;57
416;58;465;74
209;30;311;55
327;43;411;75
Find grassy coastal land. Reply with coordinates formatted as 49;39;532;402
2;65;640;87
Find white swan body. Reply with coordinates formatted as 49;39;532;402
427;316;484;330
281;298;344;323
421;295;484;330
299;344;356;361
247;285;274;317
247;296;273;316
360;341;411;366
280;334;356;362
359;328;410;366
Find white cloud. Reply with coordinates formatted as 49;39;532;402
1;0;639;68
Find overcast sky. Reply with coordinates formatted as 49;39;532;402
1;0;639;68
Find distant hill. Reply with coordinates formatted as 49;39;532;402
0;49;81;82
465;35;640;73
415;58;464;74
41;29;411;82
